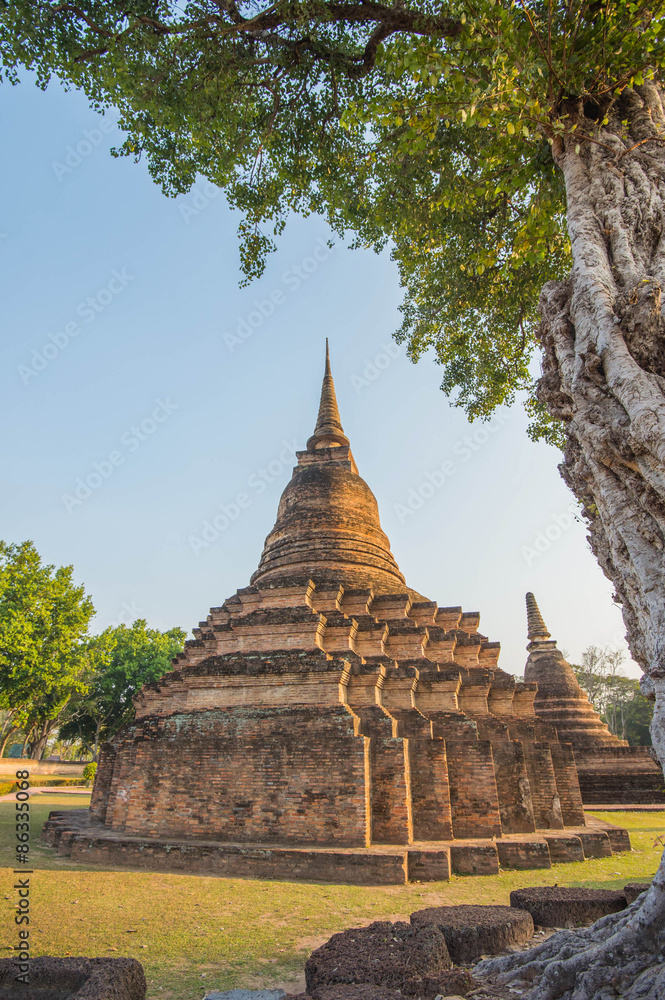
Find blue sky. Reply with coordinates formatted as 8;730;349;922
0;75;638;679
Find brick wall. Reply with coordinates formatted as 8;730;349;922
89;742;116;822
491;741;536;834
367;734;410;844
446;741;502;838
406;737;453;841
549;743;586;825
574;746;665;804
93;669;590;850
104;706;367;847
521;743;563;829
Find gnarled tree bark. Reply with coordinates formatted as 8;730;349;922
477;81;665;1000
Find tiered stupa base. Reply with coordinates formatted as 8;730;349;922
574;746;665;804
46;578;632;884
43;808;629;885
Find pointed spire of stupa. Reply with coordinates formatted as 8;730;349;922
306;339;351;450
526;592;552;644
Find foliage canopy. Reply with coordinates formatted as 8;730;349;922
3;2;665;436
59;618;186;755
0;539;94;742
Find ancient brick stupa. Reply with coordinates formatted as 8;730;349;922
525;593;665;805
45;345;630;883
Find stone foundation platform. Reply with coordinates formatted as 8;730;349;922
575;746;665;805
42;810;630;886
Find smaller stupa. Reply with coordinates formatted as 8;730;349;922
525;593;665;804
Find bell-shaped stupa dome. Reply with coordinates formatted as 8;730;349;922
251;341;423;597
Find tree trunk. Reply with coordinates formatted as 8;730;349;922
19;731;31;758
30;718;56;760
0;726;18;759
477;82;665;999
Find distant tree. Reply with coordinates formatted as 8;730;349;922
572;645;653;745
620;679;655;747
0;541;94;759
0;708;20;759
572;644;624;718
59;619;186;760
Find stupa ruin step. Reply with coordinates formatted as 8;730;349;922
43;343;634;882
43;808;627;885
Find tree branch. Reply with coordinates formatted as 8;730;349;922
51;0;463;75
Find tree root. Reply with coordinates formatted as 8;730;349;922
474;894;665;1000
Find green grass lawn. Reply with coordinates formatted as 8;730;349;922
1;796;663;1000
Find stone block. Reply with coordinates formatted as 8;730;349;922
491;741;536;834
446;741;502;839
544;835;584;863
605;826;631;853
305;921;451;995
450;843;499;876
509;887;627;928
496;840;551;870
406;849;451;882
0;957;145;999
68;834;409;885
577;830;612;858
410;905;534;963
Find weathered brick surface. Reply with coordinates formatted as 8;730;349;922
450;843;500;875
496;839;551;870
577;830;612;859
544;835;585;863
250;456;414;597
90;742;115;822
446;742;502;838
519;742;563;829
405;849;451;881
605;825;631;853
548;743;586;826
105;705;367;846
68;834;408;884
490;741;536;834
574;746;665;804
367;735;409;845
407;737;453;841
